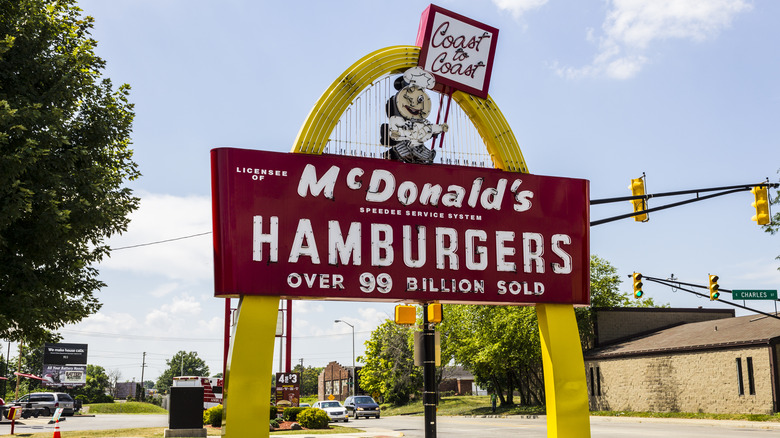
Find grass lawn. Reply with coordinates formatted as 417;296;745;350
83;401;168;414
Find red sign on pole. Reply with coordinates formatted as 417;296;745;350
416;4;499;98
211;148;590;305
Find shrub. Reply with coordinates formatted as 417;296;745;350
270;405;278;420
297;408;330;429
270;418;281;428
203;405;223;427
282;406;306;422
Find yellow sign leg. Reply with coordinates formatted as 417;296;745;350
536;303;591;438
222;295;279;438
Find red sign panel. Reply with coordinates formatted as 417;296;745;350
416;4;499;98
211;148;590;305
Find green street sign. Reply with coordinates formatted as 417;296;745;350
732;289;778;300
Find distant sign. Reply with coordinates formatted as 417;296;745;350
732;289;778;300
43;343;88;365
416;4;499;98
275;372;300;407
42;364;87;387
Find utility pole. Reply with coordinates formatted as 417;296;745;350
140;352;147;401
422;303;437;438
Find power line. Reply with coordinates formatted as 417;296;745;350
60;329;221;342
111;232;212;251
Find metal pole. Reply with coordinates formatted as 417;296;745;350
285;299;293;373
223;298;231;379
335;320;356;397
140;352;146;401
422;303;437;438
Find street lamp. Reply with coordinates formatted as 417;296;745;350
334;319;355;397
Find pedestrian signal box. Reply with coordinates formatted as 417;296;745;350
427;303;443;323
394;305;416;325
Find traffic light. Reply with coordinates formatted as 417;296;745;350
708;275;720;301
629;177;648;222
427;302;443;324
632;272;644;299
751;186;770;225
394;304;416;325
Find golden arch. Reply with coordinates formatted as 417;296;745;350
223;46;589;438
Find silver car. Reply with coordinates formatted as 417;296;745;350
10;392;75;417
311;400;348;422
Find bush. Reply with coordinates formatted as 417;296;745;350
270;405;278;420
203;405;223;427
297;408;330;429
270;418;281;428
282;406;306;422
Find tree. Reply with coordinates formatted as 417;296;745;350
357;320;421;405
106;368;122;398
71;364;112;403
156;351;209;394
0;0;140;344
292;364;322;396
440;255;664;407
576;255;662;349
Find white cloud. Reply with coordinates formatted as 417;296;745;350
492;0;548;19
101;192;213;281
559;0;752;79
145;294;204;331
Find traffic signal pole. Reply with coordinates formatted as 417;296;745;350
642;275;780;322
590;182;779;226
422;303;437;438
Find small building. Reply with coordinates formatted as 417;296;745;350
318;361;363;402
584;307;780;414
115;381;137;399
439;366;475;396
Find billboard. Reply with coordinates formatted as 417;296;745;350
42;365;87;387
43;343;88;365
211;148;589;305
42;343;88;387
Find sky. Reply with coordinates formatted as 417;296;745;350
6;0;780;385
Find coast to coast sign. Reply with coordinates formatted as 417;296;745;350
416;4;499;98
211;148;590;306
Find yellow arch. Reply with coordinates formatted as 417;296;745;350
225;46;589;438
291;45;528;173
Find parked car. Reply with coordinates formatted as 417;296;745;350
311;400;348;422
5;392;75;417
343;395;380;419
299;402;310;407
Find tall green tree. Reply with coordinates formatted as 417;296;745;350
575;255;660;350
0;0;140;344
442;255;663;407
70;364;112;403
156;351;210;394
357;320;421;405
292;364;322;396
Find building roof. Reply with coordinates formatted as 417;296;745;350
585;312;780;359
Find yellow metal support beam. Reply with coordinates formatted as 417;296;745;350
222;295;279;438
537;303;591;437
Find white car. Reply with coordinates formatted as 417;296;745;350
311;400;348;422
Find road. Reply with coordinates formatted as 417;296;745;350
2;413;780;437
0;414;167;436
356;415;780;437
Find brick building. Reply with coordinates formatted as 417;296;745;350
318;361;362;402
584;308;780;414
